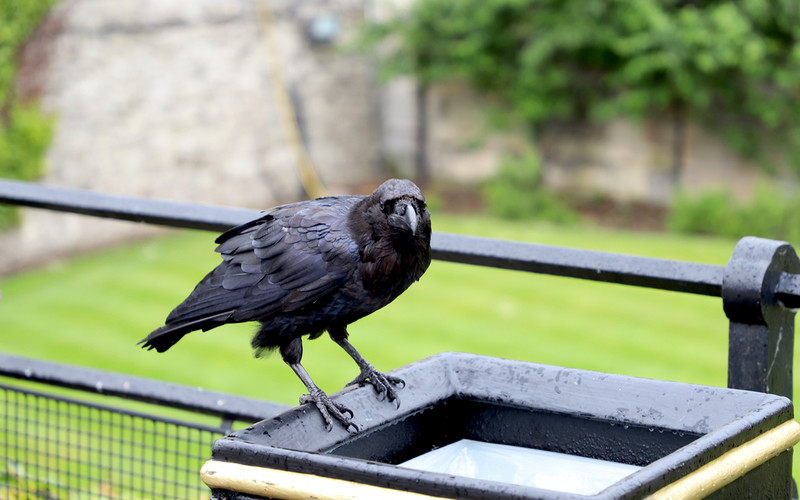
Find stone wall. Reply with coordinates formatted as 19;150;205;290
382;80;766;204
1;0;383;275
540;118;762;205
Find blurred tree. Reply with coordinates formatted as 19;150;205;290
0;0;58;229
363;0;800;176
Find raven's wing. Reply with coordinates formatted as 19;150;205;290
140;196;362;351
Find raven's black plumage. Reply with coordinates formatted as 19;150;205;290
140;179;431;431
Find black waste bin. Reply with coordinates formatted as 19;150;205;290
202;352;800;499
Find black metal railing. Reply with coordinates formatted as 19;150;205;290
0;353;289;499
2;383;218;499
0;353;288;425
1;178;799;496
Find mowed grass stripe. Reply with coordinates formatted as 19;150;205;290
0;217;744;396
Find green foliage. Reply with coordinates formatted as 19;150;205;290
364;0;800;168
0;0;59;230
483;148;578;222
668;190;736;237
0;1;59;101
0;102;54;228
668;184;800;244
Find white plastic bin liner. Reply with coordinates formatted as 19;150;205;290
399;439;642;495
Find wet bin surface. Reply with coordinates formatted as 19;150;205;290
210;352;795;499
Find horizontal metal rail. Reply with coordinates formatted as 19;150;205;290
0;353;289;423
1;381;227;434
432;232;723;297
777;272;800;309
0;178;731;298
0;178;257;232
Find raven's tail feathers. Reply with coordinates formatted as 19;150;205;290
138;311;234;352
138;326;187;353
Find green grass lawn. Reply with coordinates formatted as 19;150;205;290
0;215;739;403
1;214;797;478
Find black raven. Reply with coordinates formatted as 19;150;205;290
140;179;432;431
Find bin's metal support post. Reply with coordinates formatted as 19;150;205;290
723;236;800;400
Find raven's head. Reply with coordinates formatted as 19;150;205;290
352;178;431;264
351;178;432;295
374;179;431;241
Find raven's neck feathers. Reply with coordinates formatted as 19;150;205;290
348;192;431;298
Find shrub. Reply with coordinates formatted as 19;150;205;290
483;149;578;223
0;0;59;230
0;102;54;228
667;184;800;244
667;190;737;237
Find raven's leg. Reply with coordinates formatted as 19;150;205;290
280;338;357;433
329;325;404;407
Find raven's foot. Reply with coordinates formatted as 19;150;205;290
346;366;404;408
299;389;358;433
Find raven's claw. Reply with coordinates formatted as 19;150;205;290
346;368;404;408
300;390;358;433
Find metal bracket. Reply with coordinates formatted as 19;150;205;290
723;236;800;399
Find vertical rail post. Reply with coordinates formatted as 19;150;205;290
723;237;799;400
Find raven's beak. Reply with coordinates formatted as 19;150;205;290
391;199;418;235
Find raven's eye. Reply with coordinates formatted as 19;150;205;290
382;200;396;214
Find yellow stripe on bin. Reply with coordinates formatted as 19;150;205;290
648;419;800;500
201;460;447;500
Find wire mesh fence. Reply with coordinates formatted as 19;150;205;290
1;383;223;499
